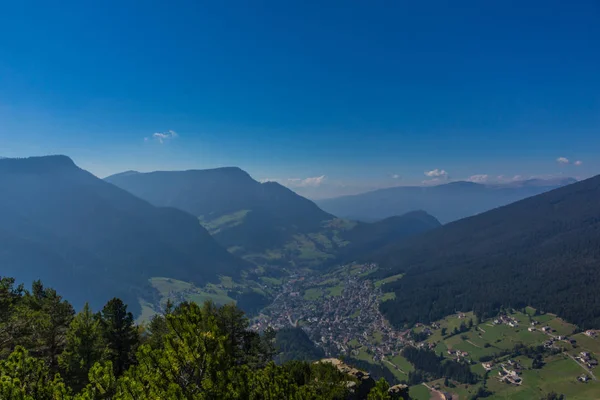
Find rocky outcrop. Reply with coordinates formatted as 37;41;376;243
388;384;410;399
317;358;411;399
318;358;376;399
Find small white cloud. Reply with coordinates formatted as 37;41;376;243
574;160;583;166
391;174;401;179
297;175;326;187
556;157;569;164
467;174;489;183
148;130;178;144
424;169;448;178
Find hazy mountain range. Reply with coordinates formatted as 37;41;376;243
1;156;440;315
3;155;596;329
106;168;441;269
316;178;577;223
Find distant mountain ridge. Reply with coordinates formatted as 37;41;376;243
0;156;249;314
316;178;577;223
370;175;600;328
107;167;330;222
106;168;441;268
106;168;335;264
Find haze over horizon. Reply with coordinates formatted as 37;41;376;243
1;0;599;197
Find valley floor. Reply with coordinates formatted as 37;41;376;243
250;265;600;400
139;263;600;399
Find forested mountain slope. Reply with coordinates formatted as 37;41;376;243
335;211;441;264
317;178;576;223
372;175;600;328
0;156;249;313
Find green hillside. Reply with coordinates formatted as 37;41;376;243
403;310;600;400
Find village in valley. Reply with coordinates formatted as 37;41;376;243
251;263;600;400
252;264;409;361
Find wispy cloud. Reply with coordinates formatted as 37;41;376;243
391;174;401;179
495;175;524;183
467;174;489;183
145;130;178;144
556;157;583;166
295;175;326;187
424;168;448;178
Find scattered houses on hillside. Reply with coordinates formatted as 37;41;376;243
493;314;519;328
576;351;599;369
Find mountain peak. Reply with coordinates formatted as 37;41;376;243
444;181;481;188
0;155;77;173
196;166;253;180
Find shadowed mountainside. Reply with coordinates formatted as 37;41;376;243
370;176;600;328
0;156;250;314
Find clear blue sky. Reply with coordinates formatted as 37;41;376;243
1;0;598;197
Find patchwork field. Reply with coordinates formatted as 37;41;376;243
138;275;270;323
487;355;600;400
150;277;236;306
374;273;404;288
200;210;250;234
400;309;600;399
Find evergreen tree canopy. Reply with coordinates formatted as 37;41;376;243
0;276;399;399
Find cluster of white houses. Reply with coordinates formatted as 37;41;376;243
492;314;519;328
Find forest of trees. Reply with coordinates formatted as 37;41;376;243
402;347;478;385
230;291;271;317
274;327;325;364
0;276;405;399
